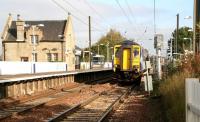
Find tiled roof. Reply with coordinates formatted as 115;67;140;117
6;20;67;41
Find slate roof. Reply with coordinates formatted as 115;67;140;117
6;20;67;41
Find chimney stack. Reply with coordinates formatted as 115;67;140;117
17;14;20;20
16;14;25;41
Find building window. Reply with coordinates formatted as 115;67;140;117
31;35;39;44
52;53;58;61
47;53;51;62
21;57;28;62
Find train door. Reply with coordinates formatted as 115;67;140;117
122;48;131;71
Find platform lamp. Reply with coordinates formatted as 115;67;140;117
24;23;44;73
24;23;44;62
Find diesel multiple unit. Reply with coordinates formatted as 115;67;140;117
113;40;146;85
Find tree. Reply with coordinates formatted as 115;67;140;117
83;29;125;62
92;29;125;56
170;27;193;54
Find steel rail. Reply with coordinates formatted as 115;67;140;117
97;87;132;122
46;86;132;122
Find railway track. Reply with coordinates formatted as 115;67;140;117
0;84;94;120
0;77;113;121
46;86;133;122
106;89;149;122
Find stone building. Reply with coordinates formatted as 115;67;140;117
1;14;76;71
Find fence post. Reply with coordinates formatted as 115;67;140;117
185;78;199;122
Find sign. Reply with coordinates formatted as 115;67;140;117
144;61;153;92
154;34;164;49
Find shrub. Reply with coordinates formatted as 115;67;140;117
159;54;200;122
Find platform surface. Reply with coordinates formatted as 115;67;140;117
0;68;112;83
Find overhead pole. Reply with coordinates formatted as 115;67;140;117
154;0;156;34
89;16;92;69
154;0;161;79
176;14;179;56
193;0;197;54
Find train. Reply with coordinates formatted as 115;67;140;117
113;40;147;85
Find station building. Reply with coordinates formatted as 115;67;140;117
1;13;79;71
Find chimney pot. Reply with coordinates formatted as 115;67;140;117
17;14;20;20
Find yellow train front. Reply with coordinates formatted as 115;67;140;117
113;40;145;85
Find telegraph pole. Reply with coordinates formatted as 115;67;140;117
154;0;156;34
193;0;197;54
176;14;179;56
106;42;109;62
89;16;92;69
154;0;162;79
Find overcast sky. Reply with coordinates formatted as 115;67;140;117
0;0;193;55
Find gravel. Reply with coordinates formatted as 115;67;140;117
2;83;114;122
107;91;164;122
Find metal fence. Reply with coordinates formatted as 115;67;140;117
186;78;200;122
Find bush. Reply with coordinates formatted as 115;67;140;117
159;54;200;122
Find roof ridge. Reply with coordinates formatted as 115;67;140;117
12;20;67;22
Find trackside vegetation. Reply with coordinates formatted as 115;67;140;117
159;55;200;122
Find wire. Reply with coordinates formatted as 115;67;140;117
63;0;87;17
51;0;104;31
84;0;111;29
124;0;140;35
84;0;105;20
125;0;137;24
115;0;144;39
115;0;133;25
124;0;149;40
62;0;107;30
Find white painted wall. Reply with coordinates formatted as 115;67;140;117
0;61;67;75
80;62;112;70
103;62;112;68
35;62;67;73
80;62;90;70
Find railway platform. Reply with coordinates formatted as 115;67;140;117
0;68;113;99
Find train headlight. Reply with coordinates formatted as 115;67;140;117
133;65;139;71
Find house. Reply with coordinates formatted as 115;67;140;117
1;13;77;71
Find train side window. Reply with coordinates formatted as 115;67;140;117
133;48;139;57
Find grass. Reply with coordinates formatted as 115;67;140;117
159;72;190;122
158;55;200;122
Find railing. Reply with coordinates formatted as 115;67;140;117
185;78;200;122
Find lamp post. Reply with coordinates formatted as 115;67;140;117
25;24;44;62
184;15;193;53
58;34;65;61
106;42;109;62
183;37;192;51
110;47;114;61
98;44;104;55
184;16;192;19
24;24;44;73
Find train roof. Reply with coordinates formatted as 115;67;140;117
120;40;140;45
